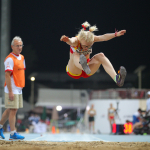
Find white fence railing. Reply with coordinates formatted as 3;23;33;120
89;89;150;100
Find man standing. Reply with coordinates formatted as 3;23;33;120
0;36;25;140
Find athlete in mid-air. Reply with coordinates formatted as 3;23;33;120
60;21;127;87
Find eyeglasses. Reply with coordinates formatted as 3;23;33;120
13;45;24;48
81;43;92;49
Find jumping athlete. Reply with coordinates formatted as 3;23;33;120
60;21;127;87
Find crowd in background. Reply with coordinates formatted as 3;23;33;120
2;91;150;135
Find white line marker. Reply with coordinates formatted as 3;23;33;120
90;135;109;142
30;135;46;141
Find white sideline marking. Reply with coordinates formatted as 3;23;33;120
90;135;109;142
30;135;46;141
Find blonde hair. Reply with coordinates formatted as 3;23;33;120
77;21;98;43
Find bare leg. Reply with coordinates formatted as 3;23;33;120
92;121;95;133
88;53;117;80
109;119;112;133
132;122;143;130
89;122;91;133
112;118;115;124
0;109;10;125
73;53;83;70
9;109;18;131
67;52;83;75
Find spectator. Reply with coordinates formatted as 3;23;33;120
132;110;147;131
28;114;35;122
108;103;116;134
28;114;35;133
132;108;142;125
88;104;96;134
34;114;40;124
32;120;47;133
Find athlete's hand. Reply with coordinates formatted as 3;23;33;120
60;35;69;42
116;30;126;37
9;91;14;101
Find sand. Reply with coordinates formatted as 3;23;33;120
0;140;150;150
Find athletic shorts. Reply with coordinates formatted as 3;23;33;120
66;65;92;79
132;115;139;124
5;93;23;109
109;116;114;120
89;116;94;122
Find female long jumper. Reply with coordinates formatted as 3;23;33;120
60;21;127;87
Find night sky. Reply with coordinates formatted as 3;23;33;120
0;0;146;102
10;0;150;74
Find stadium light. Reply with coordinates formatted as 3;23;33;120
30;76;35;81
56;105;62;111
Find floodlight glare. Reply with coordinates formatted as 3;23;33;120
30;76;35;81
56;105;62;111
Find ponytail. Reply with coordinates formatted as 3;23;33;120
77;21;98;43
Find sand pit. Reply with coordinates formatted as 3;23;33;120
0;140;150;150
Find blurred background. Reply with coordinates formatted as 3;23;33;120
0;0;150;135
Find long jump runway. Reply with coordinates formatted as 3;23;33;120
1;133;150;142
1;133;150;150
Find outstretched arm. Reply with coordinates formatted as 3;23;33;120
60;35;78;47
94;30;126;42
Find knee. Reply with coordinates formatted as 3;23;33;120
99;53;105;57
94;53;105;61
